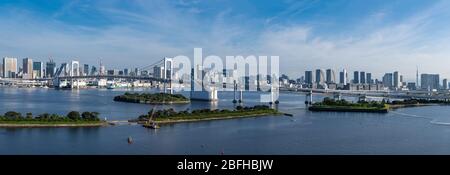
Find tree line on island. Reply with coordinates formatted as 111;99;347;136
138;105;277;121
0;111;101;122
314;97;387;109
114;92;190;104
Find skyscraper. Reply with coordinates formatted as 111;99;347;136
83;64;89;76
339;69;348;85
394;71;400;88
46;60;56;78
23;58;33;78
90;66;97;75
316;69;325;85
366;73;372;84
383;73;393;88
32;61;44;78
3;57;17;78
305;71;313;85
444;79;448;90
325;69;335;84
353;71;359;84
421;74;439;90
360;71;366;84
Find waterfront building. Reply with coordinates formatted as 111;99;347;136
339;69;347;85
326;69;335;84
32;61;44;78
90;66;97;75
421;74;439;91
360;71;366;84
315;69;325;85
154;66;165;79
394;71;400;88
83;64;89;76
366;73;372;84
382;73;393;88
22;58;33;79
353;71;359;84
443;79;448;90
135;68;140;76
45;60;56;78
3;57;17;78
305;71;313;85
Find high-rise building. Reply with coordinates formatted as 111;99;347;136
305;71;313;85
325;69;335;84
339;69;348;85
32;61;44;78
353;71;359;84
383;73;393;88
3;57;17;78
154;66;165;79
135;68;140;76
443;79;448;90
23;58;33;78
46;60;56;78
366;73;372;84
360;71;366;84
90;66;97;75
83;64;89;76
124;68;129;76
394;71;400;88
421;74;439;90
315;69;325;85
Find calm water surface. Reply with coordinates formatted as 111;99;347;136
1;87;450;155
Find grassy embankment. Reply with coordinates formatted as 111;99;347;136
308;98;389;113
137;105;281;124
114;92;190;104
0;111;106;127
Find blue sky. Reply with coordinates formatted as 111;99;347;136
1;0;450;81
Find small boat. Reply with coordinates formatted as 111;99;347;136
127;136;133;144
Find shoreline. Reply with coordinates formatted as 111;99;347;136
0;122;108;128
308;106;388;113
114;99;191;105
387;103;435;109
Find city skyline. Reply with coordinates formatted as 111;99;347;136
1;1;450;79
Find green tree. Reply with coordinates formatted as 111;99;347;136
67;111;81;120
90;112;100;120
4;111;22;120
26;112;33;119
81;112;91;120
